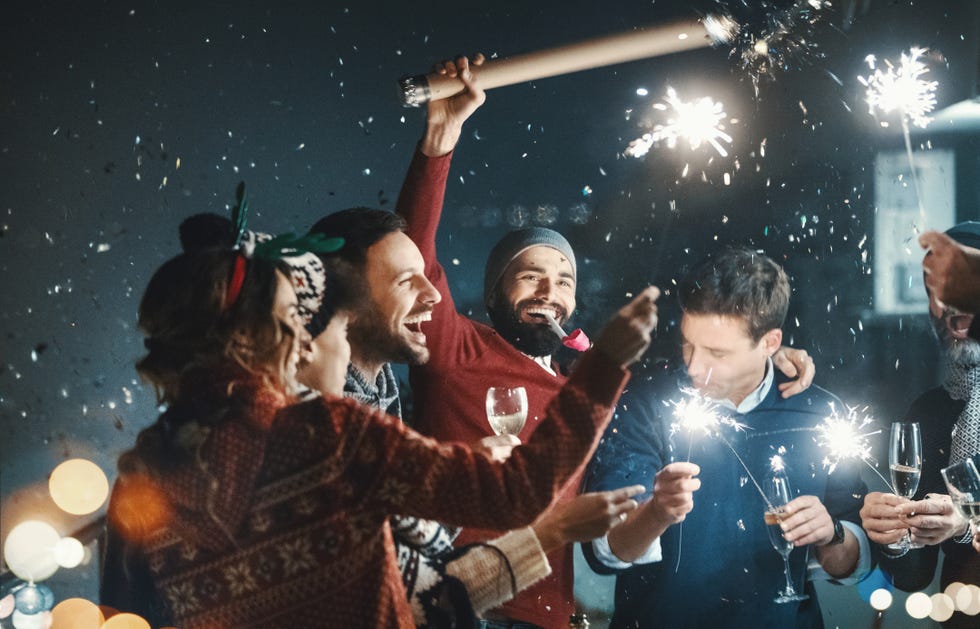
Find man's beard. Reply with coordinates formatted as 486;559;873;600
933;316;980;370
488;299;564;358
348;305;429;367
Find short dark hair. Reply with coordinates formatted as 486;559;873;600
308;208;406;268
678;246;790;343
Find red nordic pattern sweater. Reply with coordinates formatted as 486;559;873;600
397;148;584;628
105;356;626;628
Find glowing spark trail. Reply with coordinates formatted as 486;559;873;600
626;87;733;159
815;404;892;491
721;0;833;94
859;47;938;232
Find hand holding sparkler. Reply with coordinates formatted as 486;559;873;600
606;462;700;563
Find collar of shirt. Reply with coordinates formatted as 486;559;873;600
713;357;774;414
524;353;557;376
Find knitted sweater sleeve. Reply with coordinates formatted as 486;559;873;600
329;348;629;531
446;527;551;614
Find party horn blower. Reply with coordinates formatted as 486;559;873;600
398;15;738;107
543;312;591;352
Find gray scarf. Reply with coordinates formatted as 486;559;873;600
344;362;402;420
943;355;980;465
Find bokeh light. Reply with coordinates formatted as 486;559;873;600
14;584;55;615
0;594;14;618
101;613;151;629
960;585;980;616
3;520;61;581
11;610;51;629
929;593;955;622
906;591;933;619
869;587;893;611
50;598;104;629
53;537;85;569
48;459;109;516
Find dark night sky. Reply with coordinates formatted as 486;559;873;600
1;0;978;622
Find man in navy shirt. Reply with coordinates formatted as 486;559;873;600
583;246;870;628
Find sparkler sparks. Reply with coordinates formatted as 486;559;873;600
669;387;746;438
815;404;893;491
859;46;938;234
859;47;938;129
625;88;733;159
721;0;832;94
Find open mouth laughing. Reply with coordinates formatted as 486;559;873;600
403;310;433;339
521;304;564;325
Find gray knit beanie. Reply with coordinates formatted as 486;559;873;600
946;221;980;250
483;227;576;307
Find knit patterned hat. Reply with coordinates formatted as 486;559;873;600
483;227;576;307
946;221;980;250
242;231;329;338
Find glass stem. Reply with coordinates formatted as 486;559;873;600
782;554;796;595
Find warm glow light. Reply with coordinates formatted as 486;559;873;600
906;591;933;619
51;598;104;629
49;459;109;516
0;594;14;619
961;585;980;616
869;588;893;611
3;521;61;581
53;537;85;569
101;613;151;629
11;610;51;629
929;593;955;622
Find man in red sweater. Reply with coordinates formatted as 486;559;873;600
396;56;820;628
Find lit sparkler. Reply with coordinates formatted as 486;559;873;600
860;47;938;130
859;46;938;232
815;404;893;491
625;87;733;159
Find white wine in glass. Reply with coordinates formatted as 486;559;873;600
485;386;528;436
941;458;980;531
888;421;923;551
763;470;809;604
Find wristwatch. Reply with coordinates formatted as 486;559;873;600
824;518;846;546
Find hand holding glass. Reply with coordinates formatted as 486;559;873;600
888;421;923;551
486;386;528;436
763;470;809;604
941;458;980;531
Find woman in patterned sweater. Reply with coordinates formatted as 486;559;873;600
101;245;658;628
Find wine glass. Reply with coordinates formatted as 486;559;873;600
762;469;809;604
941;458;980;532
485;386;528;436
888;422;923;551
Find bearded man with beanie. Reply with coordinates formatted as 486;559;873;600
396;55;818;628
860;221;980;628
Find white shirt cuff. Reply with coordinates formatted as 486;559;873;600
591;533;662;569
806;520;871;584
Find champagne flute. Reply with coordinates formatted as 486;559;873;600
762;469;809;604
485;386;528;436
941;458;980;532
888;422;923;551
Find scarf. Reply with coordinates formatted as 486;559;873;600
943;355;980;465
344;362;402;421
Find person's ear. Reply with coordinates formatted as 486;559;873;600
762;328;783;356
